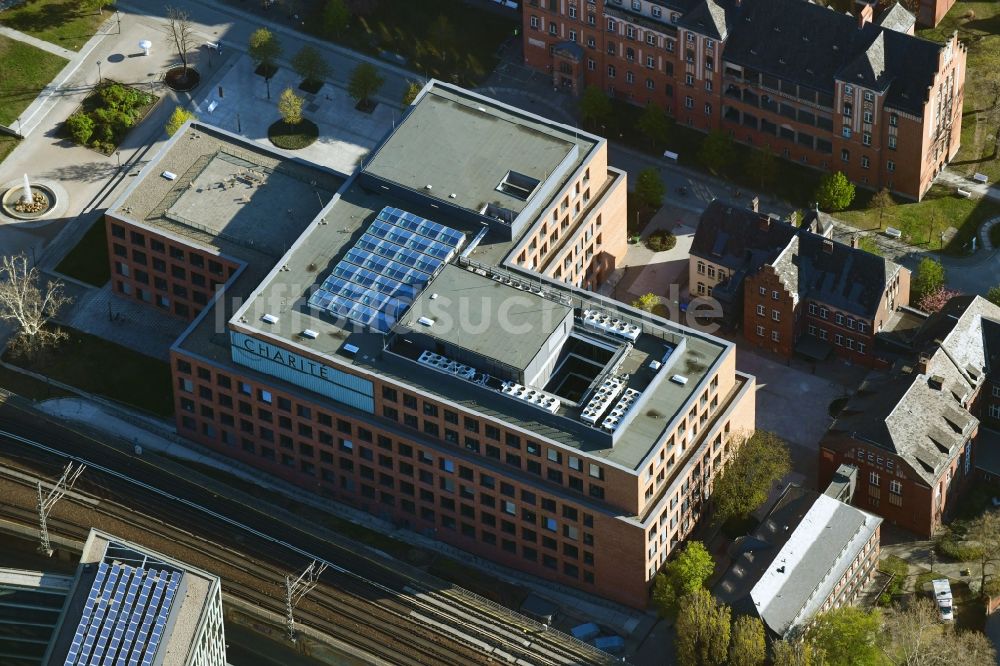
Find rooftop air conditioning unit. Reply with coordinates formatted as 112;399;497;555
262;313;279;324
670;374;689;385
302;329;319;339
417;316;435;326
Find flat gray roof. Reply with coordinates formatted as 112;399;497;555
363;86;595;216
399;264;571;371
110;123;344;258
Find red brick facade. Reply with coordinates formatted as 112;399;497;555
819;433;972;537
522;0;966;200
106;214;239;322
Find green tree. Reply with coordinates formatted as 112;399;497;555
868;188;895;230
632;293;659;313
730;615;766;666
248;27;282;75
321;0;350;37
637;104;669;149
698;131;734;174
278;88;304;125
966;509;1000;597
635;167;665;210
165;106;197;137
772;639;817;666
815;171;856;211
348;63;385;107
579;85;612;129
66;112;95;145
987;285;1000;307
402;81;422;106
711;431;790;526
675;588;731;666
807;606;880;666
912;257;946;301
82;0;112;13
651;541;714;618
291;46;331;86
747;149;778;191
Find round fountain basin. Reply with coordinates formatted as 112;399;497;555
2;184;57;220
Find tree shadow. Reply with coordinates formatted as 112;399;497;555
42;161;118;184
0;1;85;34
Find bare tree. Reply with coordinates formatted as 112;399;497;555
0;254;71;356
165;7;195;79
880;598;942;666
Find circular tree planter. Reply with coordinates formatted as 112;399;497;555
164;67;200;92
268;119;319;150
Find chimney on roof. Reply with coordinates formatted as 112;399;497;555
758;214;770;231
857;1;874;29
750;195;760;213
850;234;860;249
928;375;944;390
917;352;931;374
823;238;834;254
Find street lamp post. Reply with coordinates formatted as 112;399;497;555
96;60;102;84
115;151;121;171
116;10;121;34
265;76;271;100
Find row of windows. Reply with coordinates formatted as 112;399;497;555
807;304;869;333
110;224;229;277
807;325;867;354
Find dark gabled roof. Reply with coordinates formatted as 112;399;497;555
678;0;732;40
711;0;945;115
692;201;900;319
689;200;797;270
777;233;901;318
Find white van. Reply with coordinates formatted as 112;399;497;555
932;579;954;621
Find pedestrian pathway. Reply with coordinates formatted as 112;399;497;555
0;24;74;58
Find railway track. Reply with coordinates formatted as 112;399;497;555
0;439;623;666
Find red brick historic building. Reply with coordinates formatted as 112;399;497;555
523;0;966;200
819;295;1000;536
689;200;910;367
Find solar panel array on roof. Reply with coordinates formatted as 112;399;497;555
308;207;465;332
64;549;183;666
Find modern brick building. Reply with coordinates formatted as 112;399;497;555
819;295;1000;536
523;0;966;200
689;200;910;367
102;82;757;609
714;484;881;639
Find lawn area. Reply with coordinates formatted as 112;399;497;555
0;34;67;126
2;326;173;417
0;0;107;51
919;1;1000;182
297;0;516;87
835;185;1000;253
0;135;19;166
0;365;71;401
55;215;110;286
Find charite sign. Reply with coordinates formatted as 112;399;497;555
230;332;374;412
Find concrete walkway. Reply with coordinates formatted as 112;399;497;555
0;24;74;58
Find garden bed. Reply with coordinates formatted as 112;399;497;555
267;119;318;150
298;78;323;94
62;81;158;155
164;66;200;92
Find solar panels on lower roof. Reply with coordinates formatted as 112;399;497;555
64;544;183;666
309;206;465;332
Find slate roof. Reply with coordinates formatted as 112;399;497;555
689;201;797;271
876;2;917;34
773;232;902;319
695;0;945;115
830;295;1000;485
714;486;881;639
691;201;902;319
